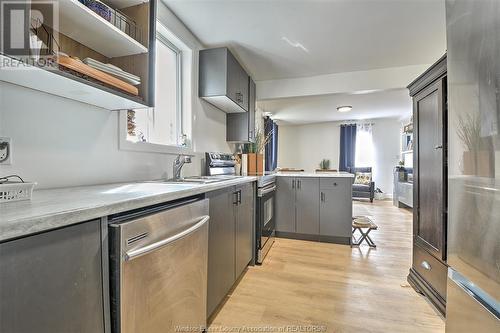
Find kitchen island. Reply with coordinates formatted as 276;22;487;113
275;172;354;244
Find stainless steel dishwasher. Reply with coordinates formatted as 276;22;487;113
109;197;209;333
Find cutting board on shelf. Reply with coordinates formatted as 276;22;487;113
57;55;138;96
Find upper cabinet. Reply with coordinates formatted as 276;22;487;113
199;47;249;113
0;0;156;110
226;77;256;143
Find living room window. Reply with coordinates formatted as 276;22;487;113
355;123;375;167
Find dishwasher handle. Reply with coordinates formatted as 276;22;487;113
124;215;210;261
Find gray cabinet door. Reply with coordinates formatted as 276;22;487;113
0;220;105;333
226;50;241;106
207;187;236;317
235;183;254;278
226;77;255;143
226;50;248;111
296;177;320;235
276;176;296;233
320;178;353;238
248;78;256;141
199;47;248;113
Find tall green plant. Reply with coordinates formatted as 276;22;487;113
245;128;273;154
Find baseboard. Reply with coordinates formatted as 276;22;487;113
276;231;319;242
319;235;351;245
407;268;446;316
375;193;393;200
276;232;350;245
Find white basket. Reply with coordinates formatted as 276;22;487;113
0;182;36;203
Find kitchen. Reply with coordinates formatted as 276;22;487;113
0;1;499;333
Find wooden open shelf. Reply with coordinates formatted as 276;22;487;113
0;54;148;110
57;0;148;58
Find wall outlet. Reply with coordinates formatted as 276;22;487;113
0;137;12;165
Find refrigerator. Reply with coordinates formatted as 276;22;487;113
445;0;500;331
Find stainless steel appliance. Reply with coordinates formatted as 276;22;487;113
205;152;237;176
256;174;276;264
446;0;500;330
109;197;209;333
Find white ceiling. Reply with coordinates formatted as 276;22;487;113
258;89;412;125
162;0;446;81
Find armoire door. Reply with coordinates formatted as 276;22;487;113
414;76;447;261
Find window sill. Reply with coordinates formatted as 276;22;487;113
119;139;193;155
118;111;192;155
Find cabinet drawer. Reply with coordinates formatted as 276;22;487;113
413;244;447;299
320;178;351;190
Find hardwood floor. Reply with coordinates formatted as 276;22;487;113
209;200;445;333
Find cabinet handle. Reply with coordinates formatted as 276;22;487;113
420;261;431;271
298;180;301;189
434;145;443;150
233;192;239;205
292;179;295;189
236;92;243;103
237;190;242;204
334;182;338;186
321;192;325;202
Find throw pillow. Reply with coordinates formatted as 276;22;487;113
354;172;372;185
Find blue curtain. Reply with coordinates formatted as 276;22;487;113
265;117;278;171
339;124;357;172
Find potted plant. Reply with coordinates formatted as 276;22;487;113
318;159;331;170
243;129;272;175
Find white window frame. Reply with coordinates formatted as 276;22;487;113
119;21;192;155
156;32;183;144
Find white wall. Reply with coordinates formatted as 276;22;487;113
371;118;401;195
278;122;341;172
277;118;401;195
0;3;230;189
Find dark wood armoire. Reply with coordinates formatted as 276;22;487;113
407;54;448;316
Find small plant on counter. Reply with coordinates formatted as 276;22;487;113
243;128;273;154
319;159;331;170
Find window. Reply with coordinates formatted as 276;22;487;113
122;21;192;154
355;123;375;167
127;34;182;146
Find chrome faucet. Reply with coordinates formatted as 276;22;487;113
172;154;192;180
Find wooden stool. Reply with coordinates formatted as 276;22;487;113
351;216;378;248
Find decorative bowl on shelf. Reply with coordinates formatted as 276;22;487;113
79;0;112;21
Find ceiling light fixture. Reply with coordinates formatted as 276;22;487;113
337;106;353;113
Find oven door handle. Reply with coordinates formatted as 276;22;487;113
124;215;210;261
258;185;277;197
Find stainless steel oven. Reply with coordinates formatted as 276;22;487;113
256;175;276;264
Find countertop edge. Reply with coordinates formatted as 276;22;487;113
0;177;257;243
275;173;355;178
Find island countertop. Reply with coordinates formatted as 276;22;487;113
275;172;354;178
0;177;257;243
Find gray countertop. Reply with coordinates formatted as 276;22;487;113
0;177;257;242
275;172;354;178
